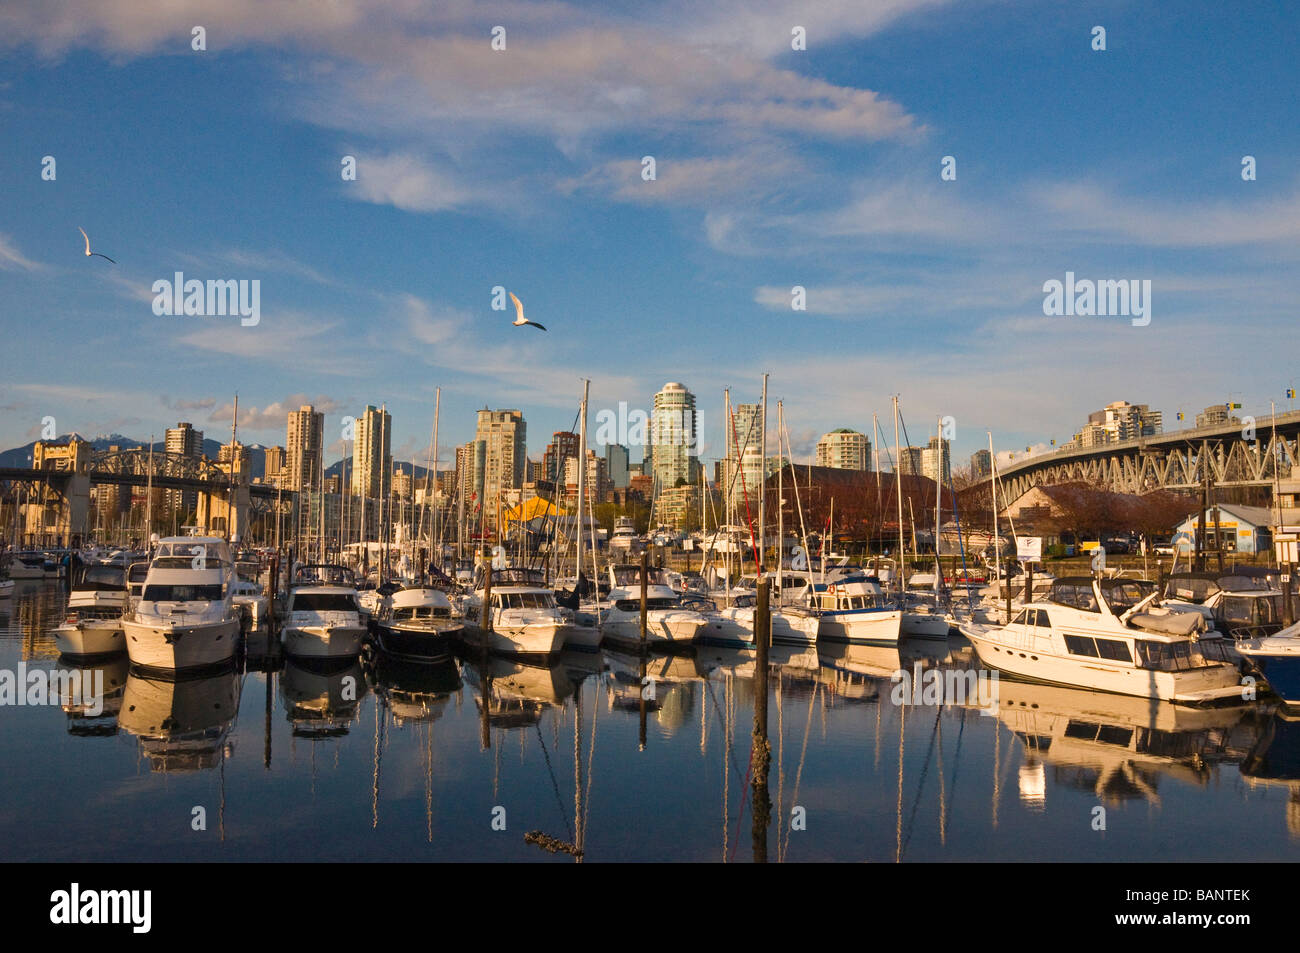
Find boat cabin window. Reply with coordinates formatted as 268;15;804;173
1134;639;1197;671
1050;583;1099;612
143;584;224;602
1063;635;1132;662
293;593;357;612
1217;594;1282;630
155;541;228;565
614;598;679;611
80;566;126;589
393;605;451;620
493;592;556;609
1164;576;1218;604
1102;581;1156;613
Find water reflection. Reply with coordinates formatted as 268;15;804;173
989;682;1259;808
56;655;129;737
1241;712;1300;835
281;657;368;737
119;669;242;772
364;655;460;725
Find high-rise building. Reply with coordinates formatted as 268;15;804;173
1196;404;1234;429
895;446;923;476
285;405;325;493
542;431;579;486
263;445;285;486
165;422;204;517
921;436;951;486
475;409;527;522
564;449;608;507
815;429;871;471
456;440;487;511
651;383;699;492
970;449;992;480
352;404;392;498
723;402;763;509
605;443;629;489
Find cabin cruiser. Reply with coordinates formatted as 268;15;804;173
54;559;137;658
122;537;242;673
369;585;464;663
960;576;1244;703
1162;572;1288;644
462;567;568;661
7;551;50;579
700;589;821;647
609;516;643;556
599;564;709;650
805;575;904;645
281;564;367;665
1238;622;1300;708
231;559;270;628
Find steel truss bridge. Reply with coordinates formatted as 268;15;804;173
992;409;1300;500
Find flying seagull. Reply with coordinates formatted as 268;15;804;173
508;291;547;331
78;227;116;263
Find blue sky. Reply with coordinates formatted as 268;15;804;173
1;0;1298;472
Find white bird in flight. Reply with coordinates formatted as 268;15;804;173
508;291;547;331
78;227;116;264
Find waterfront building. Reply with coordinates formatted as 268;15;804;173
816;429;871;471
351;404;391;499
651;382;699;491
285;405;324;494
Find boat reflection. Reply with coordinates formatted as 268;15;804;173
1241;711;1300;836
364;654;461;726
461;655;577;729
817;639;954;706
987;681;1258;807
280;657;368;737
119;669;242;772
56;655;129;737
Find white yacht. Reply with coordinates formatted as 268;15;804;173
609;517;643;556
1161;572;1288;645
599;564;709;650
231;559;270;628
1238;623;1300;708
960;576;1244;704
462;567;568;661
281;564;367;665
54;560;136;657
122;537;242;673
369;585;463;662
805;575;904;645
701;590;821;647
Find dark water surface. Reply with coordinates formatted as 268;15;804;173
3;580;1299;862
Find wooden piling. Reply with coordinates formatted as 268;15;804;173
751;577;772;863
639;550;648;646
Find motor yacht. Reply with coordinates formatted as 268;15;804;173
122;537;241;673
462;567;568;661
960;576;1244;703
369;585;464;663
804;575;904;645
54;559;137;658
598;564;709;651
281;564;367;666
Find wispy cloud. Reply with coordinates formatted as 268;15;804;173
0;232;44;272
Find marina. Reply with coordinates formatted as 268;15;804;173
3;576;1300;862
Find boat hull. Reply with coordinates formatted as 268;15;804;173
901;613;951;639
818;609;903;645
962;625;1243;704
370;621;461;663
123;617;241;673
55;619;126;658
561;623;603;652
461;621;566;661
282;624;366;662
601;612;705;650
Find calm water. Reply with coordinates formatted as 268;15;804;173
3;580;1299;863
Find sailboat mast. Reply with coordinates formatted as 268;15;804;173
777;400;784;592
758;373;767;578
893;396;906;593
988;431;1000;586
576;379;590;586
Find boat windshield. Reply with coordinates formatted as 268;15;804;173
294;565;356;587
1101;580;1156;613
1164;575;1220;604
143;584;223;602
611;566;666;586
292;593;357;612
79;566;126;589
493;592;555;609
1217;594;1283;629
615;597;680;611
